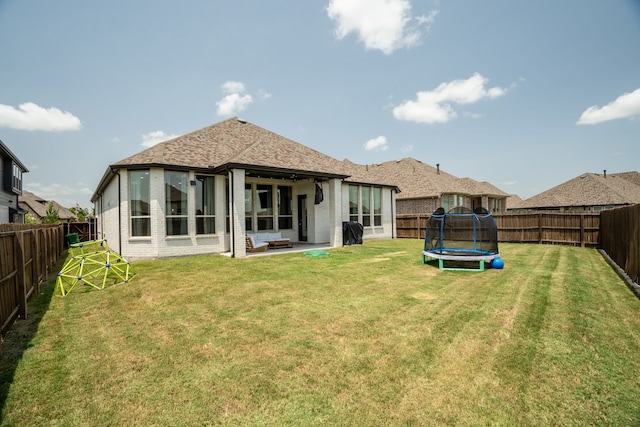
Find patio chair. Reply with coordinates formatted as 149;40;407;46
246;236;268;252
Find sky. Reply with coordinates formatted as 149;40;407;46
1;0;639;210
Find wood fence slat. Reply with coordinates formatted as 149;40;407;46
0;224;64;357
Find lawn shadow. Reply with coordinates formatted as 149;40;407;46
0;258;62;421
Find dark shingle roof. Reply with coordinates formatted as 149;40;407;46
115;117;349;177
18;190;76;221
353;158;507;199
520;171;640;209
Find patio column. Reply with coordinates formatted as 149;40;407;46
327;178;343;248
229;168;246;258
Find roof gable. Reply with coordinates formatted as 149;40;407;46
18;190;76;220
521;171;640;209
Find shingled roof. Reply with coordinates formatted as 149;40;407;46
352;158;507;199
519;171;640;209
18;190;76;221
115;117;350;179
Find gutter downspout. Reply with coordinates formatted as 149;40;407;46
391;188;396;239
111;168;122;255
228;169;235;257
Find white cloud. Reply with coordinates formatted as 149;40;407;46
0;102;81;131
393;73;507;124
364;135;388;151
327;0;437;55
577;88;640;125
141;130;179;147
221;81;247;94
216;81;254;117
26;181;90;198
400;144;414;153
256;89;272;100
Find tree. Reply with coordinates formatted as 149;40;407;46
43;202;60;224
69;205;91;221
25;213;39;224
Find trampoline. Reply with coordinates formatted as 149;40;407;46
422;206;500;271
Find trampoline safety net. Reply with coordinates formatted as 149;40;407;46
424;206;499;255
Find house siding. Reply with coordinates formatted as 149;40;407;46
95;166;397;259
95;167;230;260
340;184;395;240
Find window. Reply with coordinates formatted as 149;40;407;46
349;185;383;227
12;162;22;193
256;184;274;230
165;171;188;236
349;185;358;222
195;175;215;234
362;186;371;227
245;183;253;231
278;186;293;229
129;171;150;237
373;187;382;226
225;179;230;233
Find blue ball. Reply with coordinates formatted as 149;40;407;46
490;257;504;269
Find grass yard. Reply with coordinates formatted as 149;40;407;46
1;240;639;426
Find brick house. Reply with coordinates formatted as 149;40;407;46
354;158;508;215
91;118;399;259
514;171;640;212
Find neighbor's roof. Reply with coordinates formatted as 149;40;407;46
506;194;525;210
356;157;507;199
18;190;76;220
519;171;640;209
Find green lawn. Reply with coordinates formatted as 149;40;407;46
1;240;639;426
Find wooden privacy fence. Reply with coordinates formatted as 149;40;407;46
63;219;97;244
600;204;640;285
0;224;63;357
397;212;600;247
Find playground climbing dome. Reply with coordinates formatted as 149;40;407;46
56;239;135;296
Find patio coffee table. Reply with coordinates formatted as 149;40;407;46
268;239;293;249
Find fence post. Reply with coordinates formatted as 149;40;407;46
580;214;585;248
15;232;27;320
538;213;543;244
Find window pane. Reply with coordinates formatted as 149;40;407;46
258;217;274;231
362;187;370;215
278;186;292;215
165;171;187;216
130;171;150;216
196;217;216;234
166;217;187;236
131;218;150;237
256;185;273;215
130;170;151;237
373;187;381;215
196;175;215;235
349;185;358;216
195;176;215;215
278;217;292;229
256;184;273;230
165;171;188;236
245;183;253;231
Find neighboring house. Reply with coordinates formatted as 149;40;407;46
351;158;509;215
506;194;525;211
91;117;399;259
0;139;28;224
514;171;640;212
18;190;77;223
